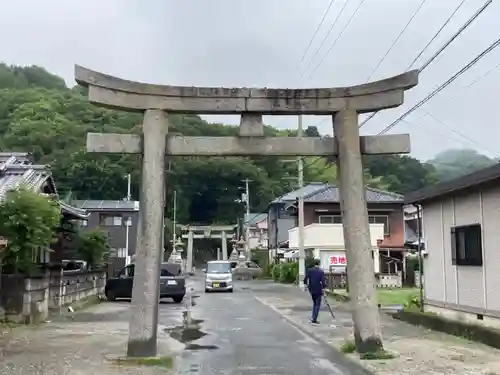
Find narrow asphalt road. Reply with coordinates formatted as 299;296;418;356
169;276;370;375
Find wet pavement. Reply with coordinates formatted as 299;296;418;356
254;282;500;375
0;277;371;374
172;276;370;375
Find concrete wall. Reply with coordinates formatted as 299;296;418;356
0;269;106;323
422;184;500;329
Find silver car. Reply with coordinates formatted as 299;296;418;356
204;260;233;293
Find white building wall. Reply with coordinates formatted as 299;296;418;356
422;185;500;328
288;223;384;273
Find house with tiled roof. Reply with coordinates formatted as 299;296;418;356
0;152;89;263
267;182;328;252
269;182;406;279
244;212;268;250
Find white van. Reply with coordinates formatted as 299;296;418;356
204;260;233;293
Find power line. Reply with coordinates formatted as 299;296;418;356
378;36;500;135
365;0;429;83
308;0;367;80
359;0;492;129
298;0;337;65
419;0;492;72
404;0;467;71
423;111;500;158
301;0;351;77
466;60;500;87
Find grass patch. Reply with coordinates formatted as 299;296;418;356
327;288;418;306
340;340;356;353
0;321;21;329
377;288;418;306
110;356;173;369
325;290;350;302
360;350;395;360
339;339;396;360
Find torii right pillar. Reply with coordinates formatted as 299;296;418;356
333;109;384;353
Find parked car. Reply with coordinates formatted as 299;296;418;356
62;259;87;272
204;260;233;293
228;260;262;278
105;262;186;303
245;261;263;279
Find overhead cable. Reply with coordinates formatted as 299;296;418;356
298;0;337;65
359;0;492;129
308;0;367;80
419;0;492;72
404;0;467;71
378;36;500;135
365;0;429;83
301;0;350;77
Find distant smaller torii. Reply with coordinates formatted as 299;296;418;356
179;224;235;273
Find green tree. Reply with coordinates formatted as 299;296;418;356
77;229;111;269
428;148;496;182
363;155;438;194
0;188;61;273
0;62;437;224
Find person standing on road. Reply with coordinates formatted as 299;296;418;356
303;259;326;325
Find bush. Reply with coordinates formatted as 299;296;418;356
271;262;298;283
340;340;356;353
76;229;111;269
404;294;421;310
0;188;61;273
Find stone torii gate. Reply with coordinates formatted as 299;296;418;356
75;65;418;356
179;224;235;272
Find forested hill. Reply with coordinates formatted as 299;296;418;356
0;62;465;225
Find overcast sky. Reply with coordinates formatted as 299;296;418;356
1;0;499;161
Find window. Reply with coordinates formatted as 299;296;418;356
80;219;88;227
206;262;231;273
318;215;342;224
369;215;389;235
99;214;122;226
161;263;182;276
278;205;293;218
451;224;482;266
318;214;389;234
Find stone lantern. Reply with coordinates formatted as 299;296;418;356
168;235;184;265
236;237;247;267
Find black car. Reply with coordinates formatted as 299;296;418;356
105;262;186;303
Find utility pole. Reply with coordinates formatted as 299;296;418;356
172;190;177;239
126;173;132;201
297;115;305;288
125;173;132;265
242;179;252;260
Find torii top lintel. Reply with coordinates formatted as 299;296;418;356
75;65;419;115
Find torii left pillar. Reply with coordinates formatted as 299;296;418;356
127;110;167;357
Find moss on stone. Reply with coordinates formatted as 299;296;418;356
110;355;173;368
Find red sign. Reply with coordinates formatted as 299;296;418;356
330;255;347;265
